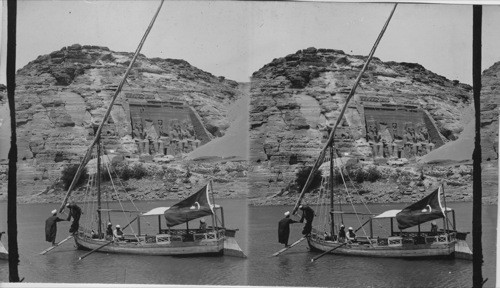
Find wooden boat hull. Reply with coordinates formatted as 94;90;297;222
74;234;225;256
307;234;456;258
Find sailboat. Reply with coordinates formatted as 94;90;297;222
307;159;468;258
289;3;472;260
46;0;244;258
73;176;236;256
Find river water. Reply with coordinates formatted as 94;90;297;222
0;200;496;286
247;202;497;288
0;198;248;285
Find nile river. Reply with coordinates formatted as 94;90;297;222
248;202;496;288
0;200;496;287
0;198;248;285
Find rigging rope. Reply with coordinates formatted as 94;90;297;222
337;155;389;235
104;159;141;242
337;160;368;237
291;3;398;215
81;173;94;234
315;177;329;235
101;148;141;213
58;0;166;212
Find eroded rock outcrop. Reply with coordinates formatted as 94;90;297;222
0;44;245;198
480;62;500;161
249;47;478;199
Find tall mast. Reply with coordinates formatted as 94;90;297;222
97;137;102;237
58;0;165;213
329;141;335;236
292;3;397;215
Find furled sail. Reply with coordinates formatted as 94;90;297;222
164;184;214;227
396;185;445;229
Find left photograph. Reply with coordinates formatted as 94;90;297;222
0;0;249;285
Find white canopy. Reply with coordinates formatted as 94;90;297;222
373;209;401;219
142;207;171;216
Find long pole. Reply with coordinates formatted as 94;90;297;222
472;5;484;288
6;0;21;282
97;138;102;237
329;143;335;237
78;240;114;261
58;0;165;213
292;3;397;215
310;242;347;262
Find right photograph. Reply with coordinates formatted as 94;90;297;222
247;2;498;287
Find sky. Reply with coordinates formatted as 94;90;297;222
1;1;500;85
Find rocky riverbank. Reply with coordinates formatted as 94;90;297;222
249;160;498;206
15;178;248;204
1;158;249;204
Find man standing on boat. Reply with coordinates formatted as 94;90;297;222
278;211;298;247
45;210;67;246
298;204;315;236
66;202;83;234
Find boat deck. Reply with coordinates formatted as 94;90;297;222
308;230;457;258
74;229;227;256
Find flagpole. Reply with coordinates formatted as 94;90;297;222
440;183;450;232
209;181;217;231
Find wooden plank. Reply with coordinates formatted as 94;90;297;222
39;235;74;255
271;237;306;257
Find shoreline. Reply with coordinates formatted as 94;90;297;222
5;193;496;206
249;195;498;206
1;178;249;205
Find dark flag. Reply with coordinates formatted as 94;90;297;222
164;184;214;227
396;185;445;230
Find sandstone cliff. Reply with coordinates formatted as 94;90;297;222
249;47;497;203
0;44;246;199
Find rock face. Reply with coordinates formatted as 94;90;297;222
480;62;500;162
249;47;475;198
0;44;244;197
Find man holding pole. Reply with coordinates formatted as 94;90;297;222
278;211;298;247
66;202;82;235
45;210;67;246
299;204;315;236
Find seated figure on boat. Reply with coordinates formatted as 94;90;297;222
114;225;124;241
429;221;438;236
338;225;346;243
347;227;356;241
198;218;207;233
106;222;114;240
